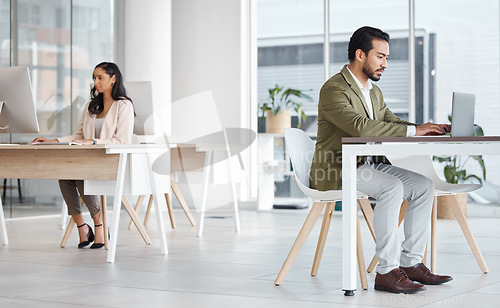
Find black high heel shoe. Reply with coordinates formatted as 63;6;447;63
77;223;94;248
90;224;105;249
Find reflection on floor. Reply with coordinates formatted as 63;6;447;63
1;205;500;307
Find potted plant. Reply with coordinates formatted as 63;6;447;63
432;116;486;218
259;84;314;133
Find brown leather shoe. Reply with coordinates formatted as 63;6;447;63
374;268;426;294
400;263;453;285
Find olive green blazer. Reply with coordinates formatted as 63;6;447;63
310;65;415;191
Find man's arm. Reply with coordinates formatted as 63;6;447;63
319;86;407;137
382;103;450;136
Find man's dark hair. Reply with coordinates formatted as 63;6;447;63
348;26;390;62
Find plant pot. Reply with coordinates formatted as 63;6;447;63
265;109;291;133
437;193;467;219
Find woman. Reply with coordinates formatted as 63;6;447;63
32;62;134;249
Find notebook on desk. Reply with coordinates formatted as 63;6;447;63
30;142;83;145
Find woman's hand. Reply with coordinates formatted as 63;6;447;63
31;137;58;143
72;139;95;145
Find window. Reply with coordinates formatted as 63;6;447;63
257;0;500;205
1;0;114;218
257;0;324;132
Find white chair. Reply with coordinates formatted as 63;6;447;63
274;128;374;290
381;155;488;274
125;81;197;230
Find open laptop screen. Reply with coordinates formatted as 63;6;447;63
450;92;475;137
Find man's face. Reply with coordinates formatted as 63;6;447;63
362;39;389;82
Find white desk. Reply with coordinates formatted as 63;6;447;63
341;136;500;296
0;144;169;263
174;142;244;237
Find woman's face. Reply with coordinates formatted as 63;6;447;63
93;67;116;94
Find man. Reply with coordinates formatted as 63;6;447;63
310;26;452;294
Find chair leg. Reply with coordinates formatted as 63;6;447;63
144;195;154;225
60;216;76;248
398;200;408;226
422;244;428;266
17;179;23;203
165;193;176;229
101;196;108;250
274;202;327;286
446;195;489;273
358;199;378;273
171;180;197;226
358;199;375;241
357;215;368;290
367;255;378;274
311;202;335;277
431;196;437;273
121;196;151;245
128;195;146;230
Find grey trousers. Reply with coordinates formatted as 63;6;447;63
357;163;435;274
58;180;100;218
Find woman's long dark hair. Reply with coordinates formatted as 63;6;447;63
88;62;133;115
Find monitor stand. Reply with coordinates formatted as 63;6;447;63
0;101;8;130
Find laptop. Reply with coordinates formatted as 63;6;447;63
450;92;475;137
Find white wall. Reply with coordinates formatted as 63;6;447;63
121;0;172;136
172;0;246;129
172;0;257;201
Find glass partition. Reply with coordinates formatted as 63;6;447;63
257;0;324;132
416;0;500;197
329;0;410;120
1;0;113;218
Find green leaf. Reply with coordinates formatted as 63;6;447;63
471;155;487;180
473;124;484;136
433;156;452;163
464;175;483;184
444;165;457;184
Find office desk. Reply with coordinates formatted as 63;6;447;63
341;136;500;296
171;142;244;237
0;144;169;263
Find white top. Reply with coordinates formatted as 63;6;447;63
95;118;104;138
347;66;374;119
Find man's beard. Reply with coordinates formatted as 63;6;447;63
362;63;382;82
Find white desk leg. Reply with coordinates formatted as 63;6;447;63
0;197;8;245
342;147;357;296
147;153;168;255
197;150;213;237
107;153;128;263
226;156;240;232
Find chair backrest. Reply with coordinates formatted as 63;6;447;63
171;91;223;143
284;128;315;188
124;81;156;135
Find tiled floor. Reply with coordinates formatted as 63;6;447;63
1;206;500;308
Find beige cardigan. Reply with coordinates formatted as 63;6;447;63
57;99;134;144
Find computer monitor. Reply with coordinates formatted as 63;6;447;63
0;66;40;133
